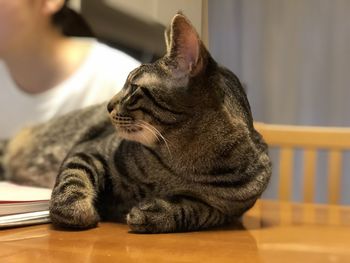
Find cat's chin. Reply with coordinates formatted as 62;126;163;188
117;128;157;146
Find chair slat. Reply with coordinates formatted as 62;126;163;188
303;149;317;203
254;122;348;204
328;150;342;204
255;122;350;149
279;147;293;201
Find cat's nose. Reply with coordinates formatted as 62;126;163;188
107;101;116;113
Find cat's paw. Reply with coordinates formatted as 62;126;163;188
50;197;99;229
126;199;176;233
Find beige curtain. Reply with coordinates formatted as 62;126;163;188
208;0;350;203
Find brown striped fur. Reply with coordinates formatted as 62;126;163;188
0;14;271;233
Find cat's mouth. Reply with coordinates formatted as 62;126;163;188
109;113;157;146
111;114;142;133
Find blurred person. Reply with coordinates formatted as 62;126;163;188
0;0;140;139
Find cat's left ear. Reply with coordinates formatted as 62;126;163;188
167;13;203;76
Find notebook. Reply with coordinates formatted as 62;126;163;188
0;182;52;228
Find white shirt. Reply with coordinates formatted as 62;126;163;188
0;39;140;139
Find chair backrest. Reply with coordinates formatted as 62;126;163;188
254;122;350;204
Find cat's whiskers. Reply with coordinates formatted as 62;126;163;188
133;122;160;143
137;127;152;147
112;119;169;152
137;120;172;156
112;119;134;128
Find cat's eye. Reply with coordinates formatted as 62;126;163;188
130;84;139;94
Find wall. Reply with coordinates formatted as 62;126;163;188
104;0;204;35
75;0;206;61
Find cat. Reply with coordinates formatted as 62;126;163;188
0;13;271;233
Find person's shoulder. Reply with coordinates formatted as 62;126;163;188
66;39;140;97
90;40;140;69
83;40;141;89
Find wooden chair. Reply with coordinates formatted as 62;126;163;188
254;122;350;204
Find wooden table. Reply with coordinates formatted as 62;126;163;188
1;200;350;262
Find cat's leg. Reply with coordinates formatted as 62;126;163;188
127;197;227;233
50;152;106;229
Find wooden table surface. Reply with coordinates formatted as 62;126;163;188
1;200;350;263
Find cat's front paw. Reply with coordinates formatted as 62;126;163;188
127;199;176;233
50;197;100;229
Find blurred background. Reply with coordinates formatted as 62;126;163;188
207;0;350;204
55;0;350;203
71;0;206;63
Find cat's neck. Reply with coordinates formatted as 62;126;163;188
150;130;225;175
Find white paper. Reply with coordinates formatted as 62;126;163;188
0;182;52;202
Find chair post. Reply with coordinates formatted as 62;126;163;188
279;147;293;201
303;149;317;203
328;150;342;204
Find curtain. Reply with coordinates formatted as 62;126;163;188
208;0;350;203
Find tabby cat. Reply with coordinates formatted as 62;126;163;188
0;14;271;233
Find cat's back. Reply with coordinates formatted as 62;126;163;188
4;103;112;187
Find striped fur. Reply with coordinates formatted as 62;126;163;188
2;14;271;233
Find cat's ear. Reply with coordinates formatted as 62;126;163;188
167;13;203;76
164;26;172;54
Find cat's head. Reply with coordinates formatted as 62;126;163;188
107;13;253;147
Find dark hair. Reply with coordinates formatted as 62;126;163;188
52;0;94;37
